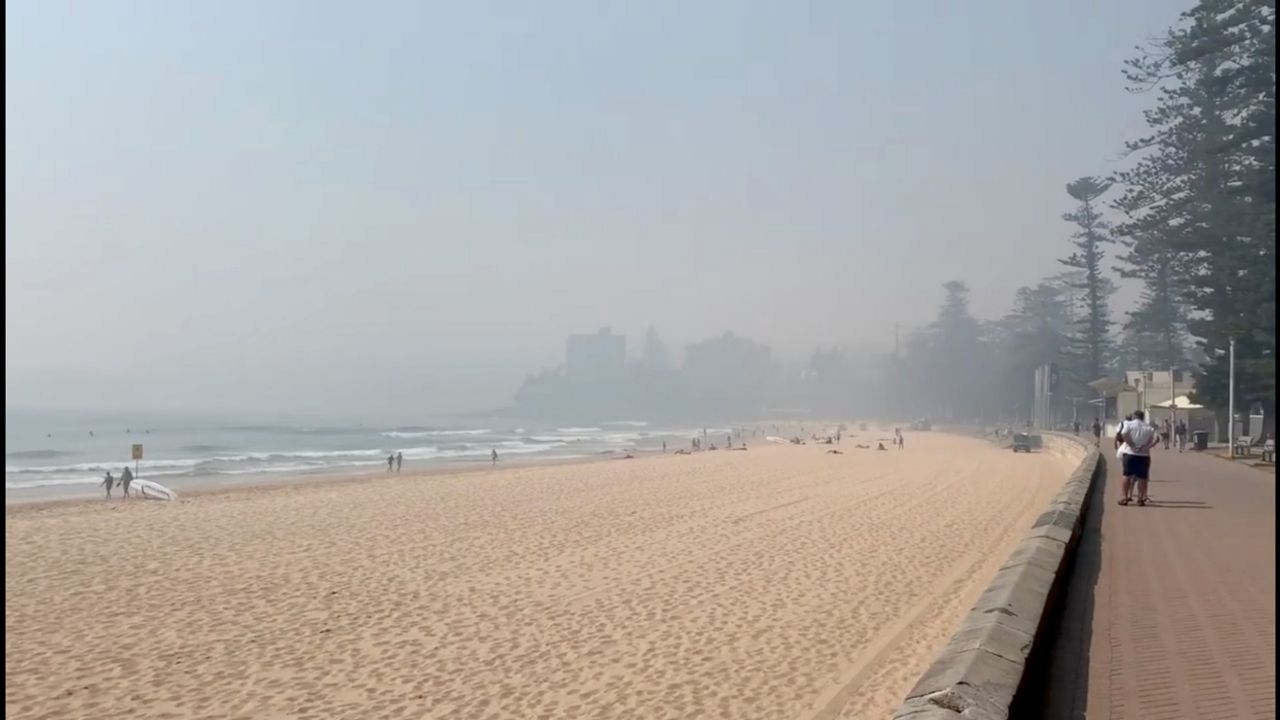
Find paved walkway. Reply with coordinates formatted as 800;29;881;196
1040;446;1275;720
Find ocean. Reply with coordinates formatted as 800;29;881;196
5;410;734;502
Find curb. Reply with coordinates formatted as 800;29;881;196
890;433;1102;719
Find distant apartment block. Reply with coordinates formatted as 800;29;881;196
566;327;626;380
683;332;773;392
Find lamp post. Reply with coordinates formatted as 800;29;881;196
1228;338;1236;456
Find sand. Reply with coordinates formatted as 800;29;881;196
5;431;1076;720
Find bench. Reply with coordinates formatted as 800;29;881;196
1233;435;1252;457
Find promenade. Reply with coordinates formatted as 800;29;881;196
1040;444;1276;719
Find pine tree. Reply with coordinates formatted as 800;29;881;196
1112;0;1275;435
1059;177;1117;384
1114;234;1190;369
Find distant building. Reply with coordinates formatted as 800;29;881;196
1125;369;1193;409
1091;369;1216;439
683;332;775;416
566;327;626;381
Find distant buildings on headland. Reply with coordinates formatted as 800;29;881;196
514;327;783;422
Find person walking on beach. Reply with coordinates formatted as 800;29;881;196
101;471;115;499
662;440;667;453
395;451;403;472
120;466;134;498
1118;411;1158;506
387;453;394;472
491;448;498;466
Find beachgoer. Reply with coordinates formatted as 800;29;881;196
395;452;403;472
120;466;133;498
726;435;731;449
876;442;887;451
1118;411;1158;506
897;434;905;450
491;449;498;466
662;441;667;453
102;472;115;499
387;454;394;472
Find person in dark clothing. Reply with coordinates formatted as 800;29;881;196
120;466;134;498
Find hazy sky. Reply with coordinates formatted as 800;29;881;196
6;1;1189;419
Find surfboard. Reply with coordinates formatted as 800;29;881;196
134;478;178;501
765;436;788;444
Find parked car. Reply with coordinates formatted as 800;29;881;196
1012;432;1033;452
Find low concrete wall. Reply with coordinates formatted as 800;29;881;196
890;432;1100;719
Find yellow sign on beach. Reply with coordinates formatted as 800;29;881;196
131;444;144;460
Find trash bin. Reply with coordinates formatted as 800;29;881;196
1192;430;1209;451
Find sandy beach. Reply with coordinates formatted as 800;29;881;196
5;431;1078;719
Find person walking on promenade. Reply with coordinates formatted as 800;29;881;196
1118;411;1159;506
1161;418;1172;450
101;471;115;499
1091;418;1103;445
1175;419;1188;452
1073;419;1081;436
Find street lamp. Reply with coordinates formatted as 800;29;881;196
1228;338;1236;456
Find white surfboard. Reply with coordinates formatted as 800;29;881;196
765;436;788;444
134;478;178;501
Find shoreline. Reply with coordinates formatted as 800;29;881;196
5;420;843;510
4;448;658;512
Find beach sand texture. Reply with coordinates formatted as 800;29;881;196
5;432;1077;719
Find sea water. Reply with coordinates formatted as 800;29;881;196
5;410;723;502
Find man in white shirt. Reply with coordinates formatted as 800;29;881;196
1118;410;1159;506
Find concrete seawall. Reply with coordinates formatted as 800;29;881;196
891;432;1101;719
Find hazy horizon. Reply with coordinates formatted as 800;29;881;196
7;1;1184;419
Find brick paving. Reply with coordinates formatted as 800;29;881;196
1040;447;1275;720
